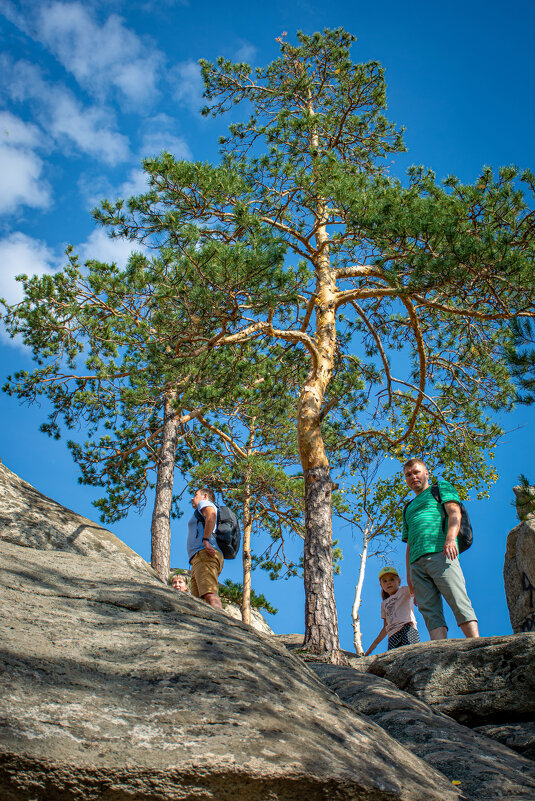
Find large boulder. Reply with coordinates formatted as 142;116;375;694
364;635;535;726
473;722;535;762
0;462;456;801
221;599;274;634
504;487;535;633
311;663;535;800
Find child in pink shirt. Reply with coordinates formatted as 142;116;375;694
364;566;420;655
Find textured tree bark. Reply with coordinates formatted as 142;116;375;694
150;389;180;583
303;464;341;655
241;463;253;626
298;177;342;658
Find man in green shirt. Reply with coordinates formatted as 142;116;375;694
402;458;479;640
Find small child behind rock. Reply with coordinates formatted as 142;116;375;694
364;566;420;656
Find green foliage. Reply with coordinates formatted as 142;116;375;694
518;473;532;488
90;28;535;489
506;318;535;405
1;235;294;523
341;406;500;555
5;27;535;651
220;578;278;615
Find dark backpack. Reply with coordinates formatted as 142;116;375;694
403;483;473;553
195;505;241;560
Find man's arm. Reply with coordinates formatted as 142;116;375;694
443;501;461;560
406;542;414;595
199;506;217;555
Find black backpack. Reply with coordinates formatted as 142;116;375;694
195;505;241;560
403;483;473;554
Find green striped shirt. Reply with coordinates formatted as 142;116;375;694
402;480;460;563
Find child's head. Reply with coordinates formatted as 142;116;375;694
379;566;401;599
171;573;189;592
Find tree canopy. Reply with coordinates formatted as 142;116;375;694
5;28;535;658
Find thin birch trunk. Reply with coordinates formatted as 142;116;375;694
352;531;370;655
241;461;253;625
150;388;179;583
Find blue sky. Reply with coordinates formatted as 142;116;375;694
1;0;534;652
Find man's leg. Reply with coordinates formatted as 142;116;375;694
410;556;448;636
460;620;479;637
194;550;224;608
202;591;223;609
427;553;479;638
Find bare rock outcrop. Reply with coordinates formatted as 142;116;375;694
364;634;535;727
221;600;274;634
473;722;535;761
504;486;535;633
310;663;535;801
0;462;457;801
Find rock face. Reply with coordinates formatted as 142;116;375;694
222;600;274;635
473;722;535;762
0;462;456;801
365;635;535;726
310;663;535;801
504;494;535;633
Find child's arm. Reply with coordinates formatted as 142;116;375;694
364;624;387;656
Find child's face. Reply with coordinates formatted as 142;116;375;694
172;575;188;592
380;573;401;596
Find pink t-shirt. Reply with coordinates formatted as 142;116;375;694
381;585;417;636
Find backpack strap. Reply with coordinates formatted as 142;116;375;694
431;483;448;532
194;505;219;534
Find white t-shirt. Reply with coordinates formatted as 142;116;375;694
381;585;418;636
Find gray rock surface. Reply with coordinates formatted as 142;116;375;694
504;512;535;634
0;462;456;801
222;600;274;635
365;634;535;726
473;722;535;762
311;664;535;800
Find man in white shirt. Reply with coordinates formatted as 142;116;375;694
187;488;223;609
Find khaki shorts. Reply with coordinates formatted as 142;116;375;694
190;548;224;598
409;551;477;631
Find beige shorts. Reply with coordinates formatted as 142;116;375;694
190;548;224;598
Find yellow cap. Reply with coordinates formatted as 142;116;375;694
378;566;399;579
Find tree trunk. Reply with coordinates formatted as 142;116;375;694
241;462;253;625
302;464;340;654
150;389;180;583
298;210;341;656
352;532;369;656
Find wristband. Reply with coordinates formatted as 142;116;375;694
202;538;210;542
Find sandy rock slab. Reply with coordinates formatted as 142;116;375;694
364;634;535;726
311;664;535;801
0;463;457;801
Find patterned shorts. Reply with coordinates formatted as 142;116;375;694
388;623;420;650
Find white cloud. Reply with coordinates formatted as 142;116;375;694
0;232;58;306
0;113;51;214
3;58;130;165
141;114;191;159
78;228;145;268
48;91;130;164
37;2;163;108
119;168;150;197
235;41;257;64
171;60;204;115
